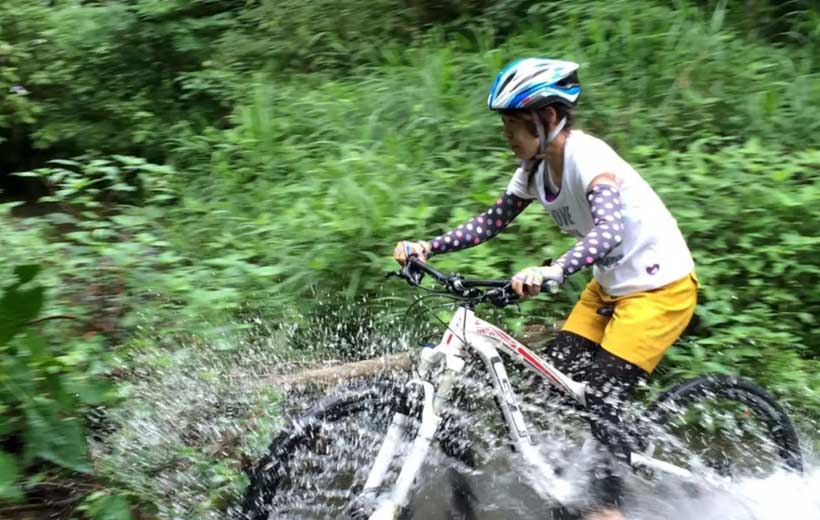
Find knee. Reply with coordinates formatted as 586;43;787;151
546;331;599;379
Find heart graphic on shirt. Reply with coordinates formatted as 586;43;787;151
646;264;660;275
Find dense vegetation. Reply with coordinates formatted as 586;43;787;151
1;0;818;517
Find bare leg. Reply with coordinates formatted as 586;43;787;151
585;508;625;520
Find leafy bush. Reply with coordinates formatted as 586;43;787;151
3;0;817;174
643;142;820;410
6;154;274;332
0;0;238;168
1;0;819;517
0;264;132;516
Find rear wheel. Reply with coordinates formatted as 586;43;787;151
643;374;802;479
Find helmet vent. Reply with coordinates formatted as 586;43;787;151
511;70;547;92
556;71;580;88
497;73;516;96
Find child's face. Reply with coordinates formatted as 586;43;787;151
501;114;539;161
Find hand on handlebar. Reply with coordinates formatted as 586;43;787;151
511;264;564;298
392;240;432;265
387;257;519;307
385;253;427;287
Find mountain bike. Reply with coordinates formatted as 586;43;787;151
238;257;803;520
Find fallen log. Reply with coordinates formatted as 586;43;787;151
266;352;415;389
262;322;563;391
209;322;563;461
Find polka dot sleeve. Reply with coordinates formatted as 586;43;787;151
427;192;531;256
555;184;624;277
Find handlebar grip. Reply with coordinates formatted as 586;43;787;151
407;256;444;280
541;279;561;294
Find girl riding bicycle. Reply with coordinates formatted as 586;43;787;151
393;58;698;520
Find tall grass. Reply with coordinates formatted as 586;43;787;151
1;0;818;516
4;0;819;408
146;0;820;407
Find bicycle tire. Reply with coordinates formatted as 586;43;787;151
236;381;412;520
644;374;802;476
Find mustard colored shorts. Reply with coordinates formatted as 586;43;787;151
562;272;698;373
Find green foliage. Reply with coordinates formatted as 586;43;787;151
0;262;135;518
635;142;820;410
1;0;819;516
510;1;820;151
0;265;43;345
2;0;817;173
0;451;22;502
0;0;237;165
0;266;106;500
80;491;134;520
6;0;814;401
695;0;820;49
8;156;204;328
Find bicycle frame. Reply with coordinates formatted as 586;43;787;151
363;304;698;519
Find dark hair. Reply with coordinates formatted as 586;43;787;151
510;103;575;185
499;103;575;138
550;103;575;131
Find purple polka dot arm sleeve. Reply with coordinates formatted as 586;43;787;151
427;192;531;256
555;184;624;277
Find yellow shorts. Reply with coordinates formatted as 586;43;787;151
562;272;698;373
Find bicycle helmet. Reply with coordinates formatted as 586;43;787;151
488;58;581;156
488;58;581;111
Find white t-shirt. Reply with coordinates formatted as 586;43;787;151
506;130;693;296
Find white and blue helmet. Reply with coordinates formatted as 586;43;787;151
488;58;581;111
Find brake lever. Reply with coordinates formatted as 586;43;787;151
385;261;425;287
408;272;423;286
484;284;520;307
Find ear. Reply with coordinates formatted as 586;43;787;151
543;106;558;128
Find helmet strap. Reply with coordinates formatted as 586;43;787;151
532;109;567;159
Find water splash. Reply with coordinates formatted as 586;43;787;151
92;303;418;519
92;304;820;519
626;465;820;519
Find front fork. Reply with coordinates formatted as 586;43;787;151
363;339;579;519
364;345;464;519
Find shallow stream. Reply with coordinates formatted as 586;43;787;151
93;313;819;520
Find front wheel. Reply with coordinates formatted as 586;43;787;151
236;380;480;520
642;374;802;479
236;382;411;520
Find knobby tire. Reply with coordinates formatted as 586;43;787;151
645;374;802;474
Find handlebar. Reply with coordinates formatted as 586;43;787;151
386;256;555;308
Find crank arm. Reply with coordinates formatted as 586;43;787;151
630;452;693;478
630;451;732;489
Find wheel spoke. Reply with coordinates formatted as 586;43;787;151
644;375;802;484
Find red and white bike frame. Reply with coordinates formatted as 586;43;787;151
363;305;585;519
364;304;694;520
